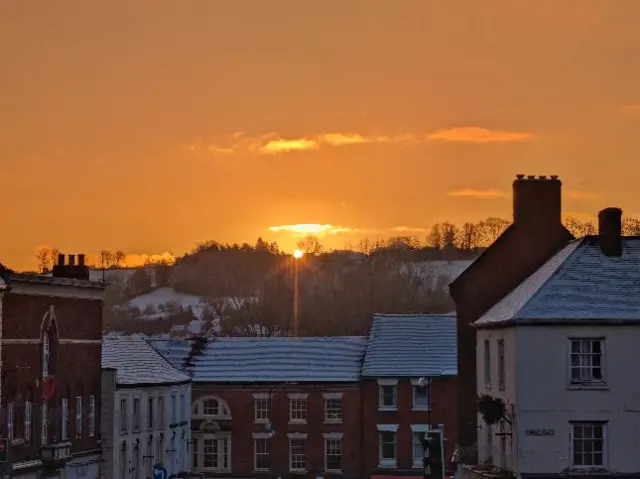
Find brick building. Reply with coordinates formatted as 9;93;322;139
360;314;458;478
449;174;573;451
0;254;105;479
151;336;367;478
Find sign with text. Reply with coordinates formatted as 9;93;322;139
524;428;555;436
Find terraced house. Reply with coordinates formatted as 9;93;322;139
361;314;458;478
151;337;367;478
101;337;192;479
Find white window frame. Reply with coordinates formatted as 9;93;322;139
253;393;270;424
377;379;398;411
7;402;14;440
253;432;271;472
569;338;605;386
192;437;199;469
411;379;430;411
42;333;50;377
484;339;491;388
158;396;164;428
377;424;398;468
323;392;343;423
201;434;232;472
75;396;83;438
570;422;607;469
323;432;343;473
497;339;505;390
41;403;48;444
24;400;32;441
288;432;307;472
288;393;308;424
88;395;96;437
61;398;69;440
120;397;128;433
411;425;429;468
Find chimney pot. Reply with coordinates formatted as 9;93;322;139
68;254;75;266
512;174;562;230
598;207;623;257
516;174;525;180
550;175;558;180
57;254;65;266
78;254;85;266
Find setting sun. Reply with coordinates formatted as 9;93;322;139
293;249;304;259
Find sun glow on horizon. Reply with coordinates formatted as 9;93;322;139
293;249;304;259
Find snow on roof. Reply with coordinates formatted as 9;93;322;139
102;337;191;386
361;314;458;378
149;336;368;383
476;237;640;326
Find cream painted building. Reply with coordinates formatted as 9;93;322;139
474;208;640;479
102;337;192;478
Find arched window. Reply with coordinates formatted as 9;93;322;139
193;396;231;420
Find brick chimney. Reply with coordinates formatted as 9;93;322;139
52;253;90;280
513;174;562;231
598;207;623;257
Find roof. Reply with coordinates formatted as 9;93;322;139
12;273;106;289
361;314;458;378
475;237;640;326
102;337;191;386
149;336;367;383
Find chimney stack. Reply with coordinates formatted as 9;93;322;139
512;174;562;231
52;252;90;280
598;208;623;257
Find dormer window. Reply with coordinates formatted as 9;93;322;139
42;333;50;377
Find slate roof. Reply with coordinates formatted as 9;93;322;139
361;314;458;378
149;336;367;383
475;237;640;326
102;337;191;386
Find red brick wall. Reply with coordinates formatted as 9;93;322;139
1;290;102;463
192;383;362;477
361;378;458;475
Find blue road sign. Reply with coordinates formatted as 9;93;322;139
153;465;168;479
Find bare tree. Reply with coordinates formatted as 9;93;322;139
36;246;51;273
297;235;323;255
426;224;444;249
458;222;480;251
100;250;113;269
114;250;126;267
563;217;596;238
477;217;511;246
623;217;640;235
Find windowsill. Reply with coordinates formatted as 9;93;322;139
119;430;128;435
412;406;430;412
325;469;343;474
379;461;397;469
325;419;343;424
412;462;423;469
498;386;505;391
568;382;608;390
289;469;307;474
288;420;307;425
254;419;270;424
378;407;397;412
254;468;269;473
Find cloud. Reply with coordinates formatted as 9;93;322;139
565;190;600;201
448;189;509;199
269;223;428;237
191;131;420;155
426;127;533;144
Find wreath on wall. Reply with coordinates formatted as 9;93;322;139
477;394;511;425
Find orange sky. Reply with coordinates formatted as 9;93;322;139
2;0;640;269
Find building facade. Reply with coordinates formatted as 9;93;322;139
449;174;573;450
102;337;192;479
0;255;105;479
474;208;640;478
361;314;458;477
151;336;367;478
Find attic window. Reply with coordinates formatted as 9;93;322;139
195;396;232;419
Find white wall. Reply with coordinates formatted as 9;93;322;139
476;328;518;471
515;325;640;475
112;383;191;478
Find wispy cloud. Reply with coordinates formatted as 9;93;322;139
426;127;533;144
448;189;509;199
192;131;419;156
448;188;599;201
269;223;428;237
